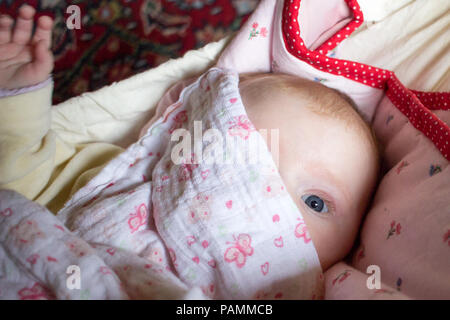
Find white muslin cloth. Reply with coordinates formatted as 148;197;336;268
0;68;323;299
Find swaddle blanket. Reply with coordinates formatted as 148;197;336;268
0;68;323;300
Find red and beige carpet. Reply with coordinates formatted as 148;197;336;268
0;0;259;104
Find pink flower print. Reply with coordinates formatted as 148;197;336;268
396;160;409;174
443;229;450;246
18;283;54;300
332;270;352;286
168;110;188;134
178;165;192;182
228;115;256;140
260;27;268;37
429;164;442;176
249;22;268;40
387;220;401;239
224;234;254;268
128;203;148;233
174;110;188;123
188;193;212;224
177;153;199;182
295;219;312;244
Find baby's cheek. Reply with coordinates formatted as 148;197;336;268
302;214;348;271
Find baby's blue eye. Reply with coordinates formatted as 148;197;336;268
301;195;329;213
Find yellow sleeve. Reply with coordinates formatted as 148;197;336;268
0;82;58;200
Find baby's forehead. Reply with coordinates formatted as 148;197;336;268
242;73;364;127
240;73;379;162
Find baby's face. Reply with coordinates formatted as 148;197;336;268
240;75;379;271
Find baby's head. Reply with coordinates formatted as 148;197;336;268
239;73;380;270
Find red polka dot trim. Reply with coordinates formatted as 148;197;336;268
411;91;450;111
387;75;450;161
281;0;450;161
282;0;393;90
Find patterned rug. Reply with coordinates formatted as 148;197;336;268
0;0;259;104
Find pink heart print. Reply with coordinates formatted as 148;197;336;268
261;262;269;276
226;200;233;209
106;248;116;256
192;257;200;264
201;170;210;180
274;236;283;248
272;214;280;223
202;240;209;248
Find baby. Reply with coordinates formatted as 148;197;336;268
239;73;380;271
0;6;379;298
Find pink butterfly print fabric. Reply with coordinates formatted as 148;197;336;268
224;234;254;268
151;69;323;299
0;68;322;300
